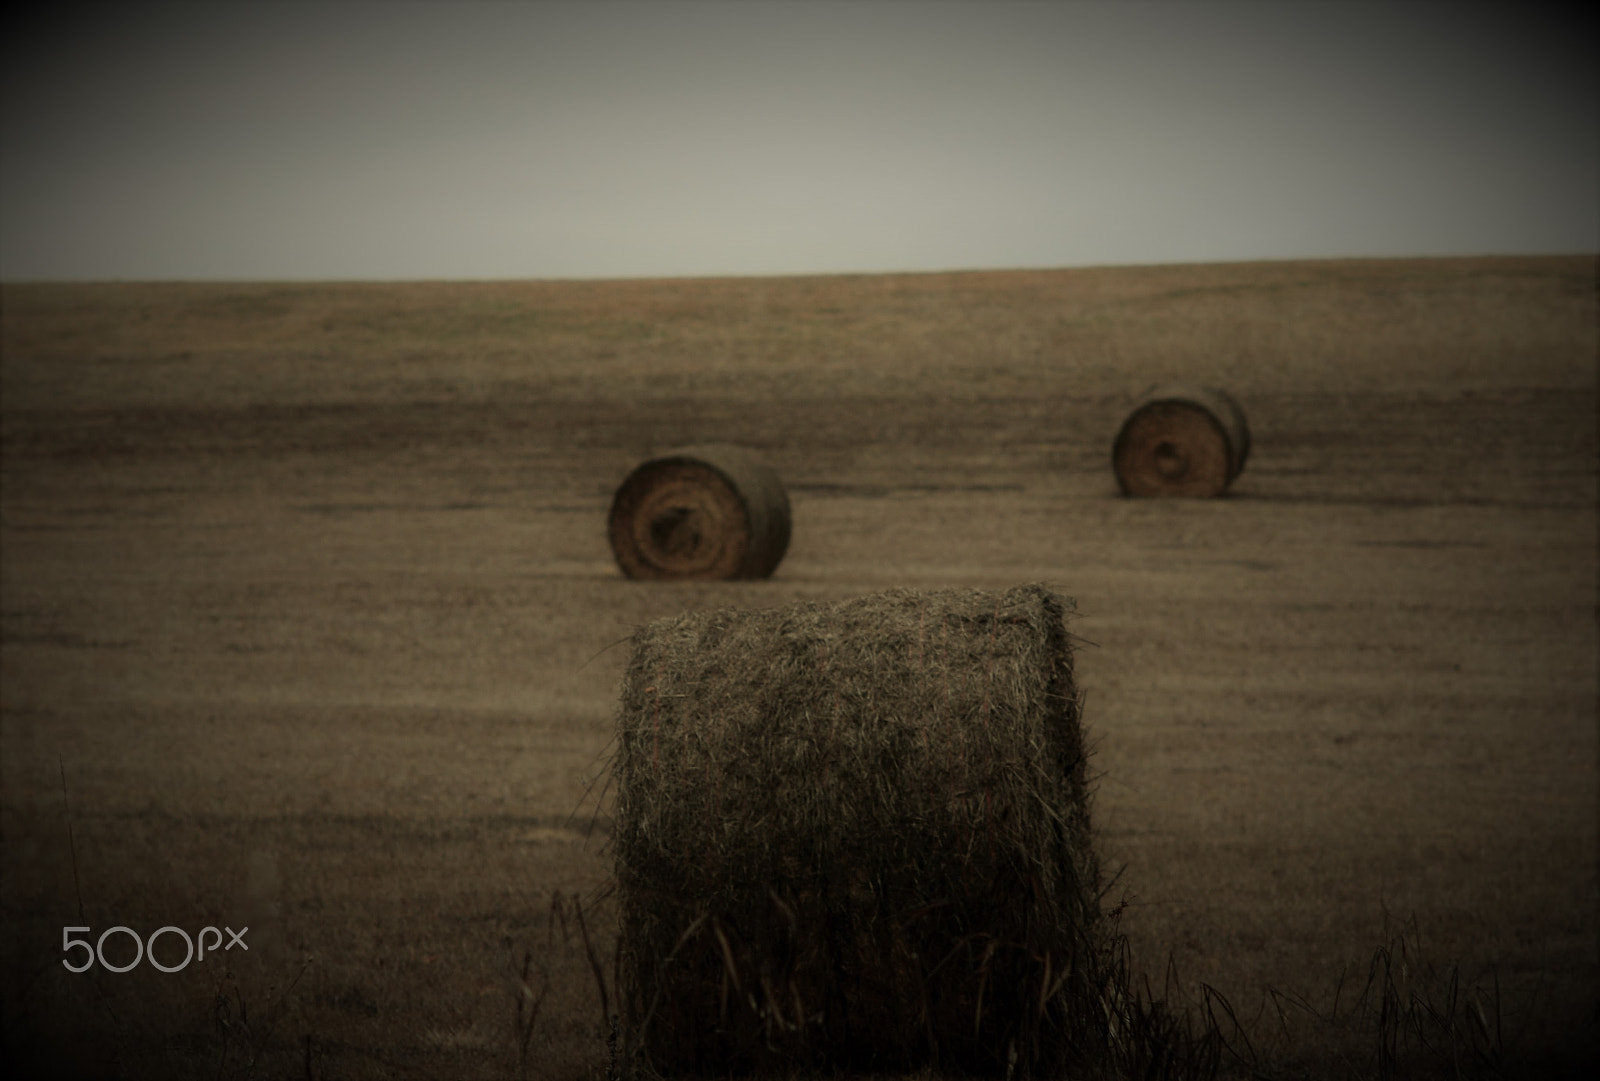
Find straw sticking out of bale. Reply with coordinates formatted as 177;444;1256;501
613;584;1106;1076
1112;384;1251;497
608;445;791;580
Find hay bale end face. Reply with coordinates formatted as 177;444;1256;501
608;445;791;580
614;584;1106;1076
1112;384;1251;497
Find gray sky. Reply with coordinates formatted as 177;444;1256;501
3;1;1594;281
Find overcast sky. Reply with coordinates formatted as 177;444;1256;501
2;1;1594;281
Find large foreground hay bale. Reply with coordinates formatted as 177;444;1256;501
614;584;1107;1076
608;445;791;580
1112;383;1251;497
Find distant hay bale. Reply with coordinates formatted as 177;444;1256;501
608;445;791;580
613;584;1107;1077
1112;384;1251;497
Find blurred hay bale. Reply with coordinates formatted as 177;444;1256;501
613;584;1106;1076
1112;383;1251;497
608;444;791;579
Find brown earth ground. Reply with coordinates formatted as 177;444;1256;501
1;257;1595;1079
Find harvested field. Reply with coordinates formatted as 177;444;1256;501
1;256;1596;1079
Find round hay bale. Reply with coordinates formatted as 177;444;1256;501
607;444;791;580
613;584;1107;1076
1112;383;1251;497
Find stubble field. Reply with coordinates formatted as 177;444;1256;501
1;257;1596;1079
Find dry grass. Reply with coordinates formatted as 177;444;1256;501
612;585;1101;1076
608;445;792;580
